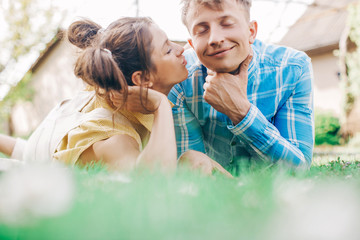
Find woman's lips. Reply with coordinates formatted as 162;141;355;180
182;57;187;66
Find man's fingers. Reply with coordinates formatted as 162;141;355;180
241;53;253;70
236;53;253;79
207;69;216;76
204;75;213;89
203;81;210;91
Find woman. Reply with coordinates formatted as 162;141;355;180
0;17;232;176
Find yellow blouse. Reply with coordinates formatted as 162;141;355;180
53;92;154;165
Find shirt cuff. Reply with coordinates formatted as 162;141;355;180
227;104;267;137
10;138;27;161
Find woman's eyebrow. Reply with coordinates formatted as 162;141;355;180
161;39;169;51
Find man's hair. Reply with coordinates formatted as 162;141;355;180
181;0;252;26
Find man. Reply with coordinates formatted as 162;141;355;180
168;0;314;170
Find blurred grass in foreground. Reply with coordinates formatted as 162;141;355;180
0;159;360;240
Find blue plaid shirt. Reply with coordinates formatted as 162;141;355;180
169;40;314;168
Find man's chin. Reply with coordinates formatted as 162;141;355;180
207;65;240;74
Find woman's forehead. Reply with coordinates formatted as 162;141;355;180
149;24;168;49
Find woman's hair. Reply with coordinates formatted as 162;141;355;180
67;17;154;108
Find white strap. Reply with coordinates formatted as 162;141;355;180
10;138;27;161
0;158;24;171
23;91;134;163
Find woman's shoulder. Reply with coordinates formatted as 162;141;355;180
54;111;143;165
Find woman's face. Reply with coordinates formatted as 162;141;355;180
148;24;188;95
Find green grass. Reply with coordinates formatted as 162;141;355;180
1;159;360;240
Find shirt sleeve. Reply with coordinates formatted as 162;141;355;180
169;84;205;157
10;138;27;160
228;57;314;168
54;119;142;165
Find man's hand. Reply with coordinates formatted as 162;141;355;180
110;86;165;114
203;54;253;125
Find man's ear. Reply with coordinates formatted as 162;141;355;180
131;71;153;88
249;20;258;44
188;39;194;49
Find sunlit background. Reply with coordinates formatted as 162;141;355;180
54;0;313;42
1;1;360;239
0;0;313;98
0;0;313;42
1;0;360;146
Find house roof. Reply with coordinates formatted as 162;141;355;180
278;0;359;55
29;34;187;73
0;29;65;100
29;29;64;73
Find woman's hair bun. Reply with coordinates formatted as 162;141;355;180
67;18;102;49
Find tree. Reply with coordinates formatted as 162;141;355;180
0;0;64;134
339;2;360;133
0;0;63;84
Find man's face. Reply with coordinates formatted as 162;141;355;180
186;0;257;73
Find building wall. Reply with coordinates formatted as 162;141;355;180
345;98;360;133
309;49;360;135
310;52;342;116
11;40;84;136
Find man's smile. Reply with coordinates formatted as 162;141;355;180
206;46;236;58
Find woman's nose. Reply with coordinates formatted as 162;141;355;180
176;45;185;56
179;46;185;56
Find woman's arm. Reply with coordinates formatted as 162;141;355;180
135;94;177;171
0;134;17;157
80;89;177;172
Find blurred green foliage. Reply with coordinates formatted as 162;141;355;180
0;159;360;240
0;0;63;133
343;3;360;115
315;112;342;145
0;0;62;73
0;72;35;120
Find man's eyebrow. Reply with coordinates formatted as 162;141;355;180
192;22;208;31
193;15;232;27
193;21;208;27
219;15;231;20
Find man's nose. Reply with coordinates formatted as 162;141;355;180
208;28;224;47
